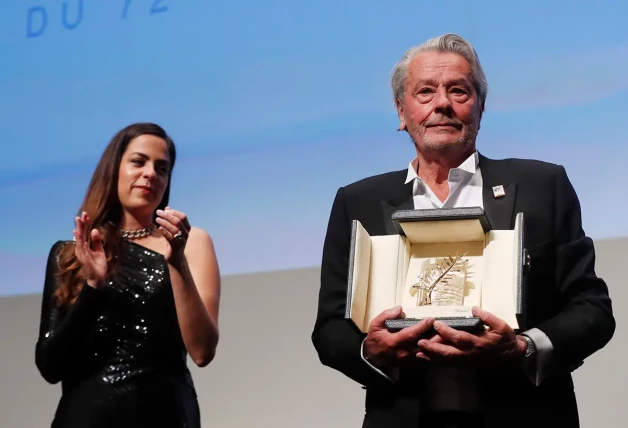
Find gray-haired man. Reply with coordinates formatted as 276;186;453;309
312;33;614;428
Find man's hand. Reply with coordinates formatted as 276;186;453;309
364;306;436;369
416;307;527;367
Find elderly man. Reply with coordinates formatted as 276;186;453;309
312;33;615;428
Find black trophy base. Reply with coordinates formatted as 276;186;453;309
385;317;484;333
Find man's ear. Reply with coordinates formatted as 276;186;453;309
478;101;485;131
396;99;407;131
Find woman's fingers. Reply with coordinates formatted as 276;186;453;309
159;208;191;235
74;212;96;263
75;216;83;241
74;231;86;261
156;216;179;236
72;229;80;246
159;226;174;241
91;229;104;253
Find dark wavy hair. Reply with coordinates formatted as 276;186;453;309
54;123;177;308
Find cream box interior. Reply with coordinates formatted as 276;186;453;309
346;208;524;333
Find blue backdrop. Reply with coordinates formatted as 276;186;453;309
2;0;627;296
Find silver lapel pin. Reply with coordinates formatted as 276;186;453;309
492;185;506;198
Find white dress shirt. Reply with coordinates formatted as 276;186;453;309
360;151;554;409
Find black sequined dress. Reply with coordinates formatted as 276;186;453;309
35;240;200;428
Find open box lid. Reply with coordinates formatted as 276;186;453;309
392;207;492;243
345;207;527;332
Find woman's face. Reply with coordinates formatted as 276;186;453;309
117;134;171;217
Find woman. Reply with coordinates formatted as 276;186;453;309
35;123;220;427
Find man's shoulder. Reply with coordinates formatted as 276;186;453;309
341;169;407;196
487;156;561;171
484;156;563;180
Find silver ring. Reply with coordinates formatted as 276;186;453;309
173;231;185;240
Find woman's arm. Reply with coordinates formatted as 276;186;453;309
167;227;221;367
35;241;105;383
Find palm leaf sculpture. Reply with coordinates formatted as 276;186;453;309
410;253;468;306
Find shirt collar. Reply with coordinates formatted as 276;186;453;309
405;151;479;184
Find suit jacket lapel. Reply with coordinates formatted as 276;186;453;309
381;176;414;235
479;153;517;230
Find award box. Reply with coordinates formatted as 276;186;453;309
345;207;528;333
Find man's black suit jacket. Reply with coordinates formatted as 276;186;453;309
312;154;615;428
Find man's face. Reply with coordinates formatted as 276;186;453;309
397;51;482;155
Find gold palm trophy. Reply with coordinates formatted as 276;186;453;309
410;253;469;306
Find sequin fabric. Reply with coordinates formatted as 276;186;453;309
90;241;190;385
35;240;200;428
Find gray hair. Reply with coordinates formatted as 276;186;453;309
391;33;488;110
